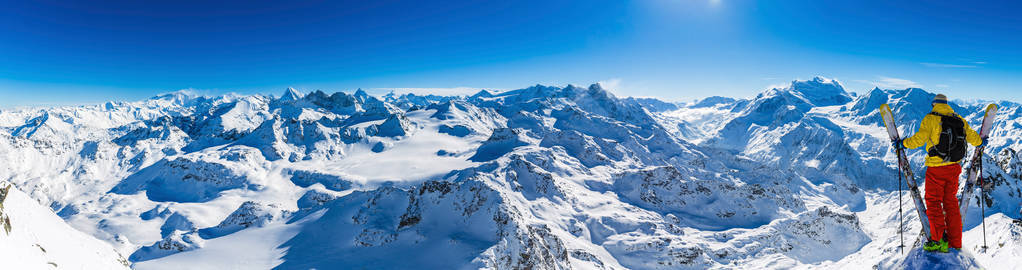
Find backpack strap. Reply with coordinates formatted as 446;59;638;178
928;112;960;118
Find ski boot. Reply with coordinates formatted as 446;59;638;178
943;234;957;253
923;238;949;253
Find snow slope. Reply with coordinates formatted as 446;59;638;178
0;78;1020;269
0;182;130;269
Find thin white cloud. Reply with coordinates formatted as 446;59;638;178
972;61;987;65
921;62;978;68
597;78;623;95
873;76;922;89
935;84;950;88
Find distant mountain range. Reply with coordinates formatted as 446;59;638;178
1;77;1020;269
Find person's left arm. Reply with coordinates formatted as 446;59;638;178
961;116;983;146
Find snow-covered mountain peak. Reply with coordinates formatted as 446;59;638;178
353;88;371;102
845;86;970;126
280;87;303;102
471;89;495;99
780;76;852;107
582;83;618;102
896;87;935;103
587;82;609;93
151;89;198;100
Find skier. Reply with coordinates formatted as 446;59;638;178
892;94;987;253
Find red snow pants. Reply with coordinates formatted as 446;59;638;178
924;163;963;249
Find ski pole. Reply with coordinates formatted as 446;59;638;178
980;155;988;250
897;149;904;253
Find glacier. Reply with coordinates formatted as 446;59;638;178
1;77;1020;269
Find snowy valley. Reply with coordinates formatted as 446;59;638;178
1;77;1021;269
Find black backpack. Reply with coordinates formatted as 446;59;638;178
927;112;967;162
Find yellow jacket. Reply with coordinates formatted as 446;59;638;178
902;103;982;167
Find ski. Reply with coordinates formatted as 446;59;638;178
958;104;999;220
879;104;931;239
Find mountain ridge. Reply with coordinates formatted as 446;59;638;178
1;78;1020;269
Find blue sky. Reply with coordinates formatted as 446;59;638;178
1;0;1020;107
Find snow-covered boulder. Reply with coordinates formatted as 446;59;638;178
130;230;205;262
296;189;339;210
286;169;353;192
438;124;472;137
198;201;289;239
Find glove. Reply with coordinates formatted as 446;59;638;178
892;139;905;150
980;138;989;148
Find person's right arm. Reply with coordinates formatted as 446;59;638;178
961;116;983;146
